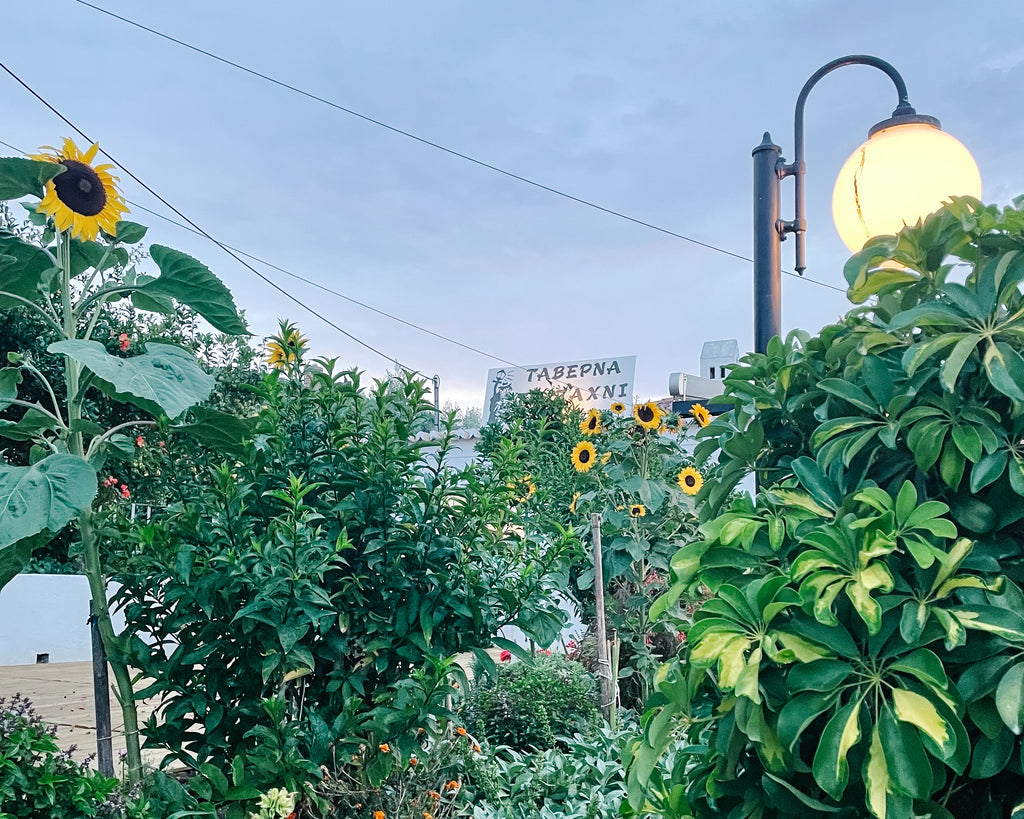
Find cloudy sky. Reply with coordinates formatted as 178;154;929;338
2;1;1023;412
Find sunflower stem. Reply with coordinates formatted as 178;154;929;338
56;228;143;784
0;290;66;337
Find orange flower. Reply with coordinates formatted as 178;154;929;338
375;812;386;819
456;726;467;736
378;743;390;753
409;756;419;766
423;813;434;819
447;780;460;791
473;743;481;753
427;790;441;801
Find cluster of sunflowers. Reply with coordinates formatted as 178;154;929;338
569;400;708;499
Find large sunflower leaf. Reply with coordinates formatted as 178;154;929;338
0;157;64;200
0;454;97;589
0;234;59;307
142;245;247;335
0;532;51;591
48;339;214;420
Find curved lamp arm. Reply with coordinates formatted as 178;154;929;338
782;55;936;274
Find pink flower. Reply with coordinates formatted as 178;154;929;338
135;436;145;447
676;631;687;642
119;484;131;499
499;650;511;662
566;640;576;650
118;333;129;352
158;441;166;449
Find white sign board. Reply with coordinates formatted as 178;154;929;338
483;355;636;424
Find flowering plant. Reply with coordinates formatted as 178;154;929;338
0;142;247;781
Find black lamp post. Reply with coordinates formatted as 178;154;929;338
752;55;980;354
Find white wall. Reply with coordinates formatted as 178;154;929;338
0;575;123;665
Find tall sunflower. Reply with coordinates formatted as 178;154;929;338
580;409;602;436
30;138;128;241
633;401;662;431
678;467;703;496
689;403;711;428
629;503;646;518
610;402;625;414
571;441;597;472
266;320;309;370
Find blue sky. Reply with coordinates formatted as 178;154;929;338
2;1;1023;410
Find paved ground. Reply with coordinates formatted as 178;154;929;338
0;651;503;771
0;661;162;769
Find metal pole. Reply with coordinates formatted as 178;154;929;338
753;133;782;355
432;374;440;430
89;607;114;776
591;513;614;722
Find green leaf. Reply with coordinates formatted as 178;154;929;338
939;333;982;393
984;341;1024;402
113;221;148;244
996;662;1024;735
0;234;59;307
0;367;23;409
48;339;215;420
0;157;63;200
792;457;840;511
969;727;1013;778
0;454;97;570
878;703;932;800
819;379;878;414
0;407;60;441
892;687;953;756
951;424;983;463
143;246;247;334
0;532;49;590
812;699;863;800
175;406;254;457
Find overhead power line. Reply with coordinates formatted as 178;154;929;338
70;0;845;295
0;63;430;377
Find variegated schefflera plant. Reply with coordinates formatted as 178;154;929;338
0;146;248;782
625;197;1024;819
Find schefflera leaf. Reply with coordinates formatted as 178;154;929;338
49;339;214;420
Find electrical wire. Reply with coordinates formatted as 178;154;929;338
70;0;845;294
0;135;523;371
0;61;435;378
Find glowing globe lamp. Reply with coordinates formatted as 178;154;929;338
832;119;981;253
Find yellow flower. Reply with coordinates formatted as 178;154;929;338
30;138;128;241
678;467;703;496
266;321;309;369
580;409;602;436
610;402;625;414
569;492;580;514
689;403;711;428
633;401;662;431
600;451;612;465
571;441;597;472
629;504;646;518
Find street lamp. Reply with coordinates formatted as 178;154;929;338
752;55;982;354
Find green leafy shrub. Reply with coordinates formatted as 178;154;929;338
113;335;575;805
463;653;598;751
0;694;117;818
628;197;1024;819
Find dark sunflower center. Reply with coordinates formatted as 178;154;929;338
638;406;654;422
54;160;107;216
588;417;597;429
579;449;591;463
685;475;696;487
